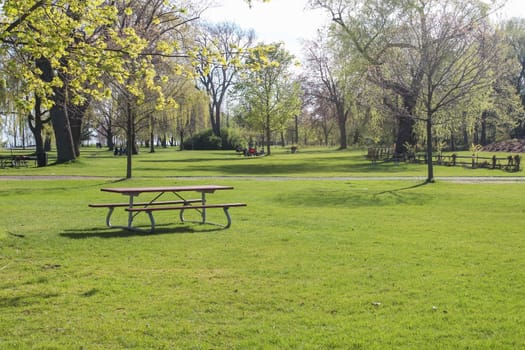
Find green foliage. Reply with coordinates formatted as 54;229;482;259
221;127;248;150
183;128;247;150
233;44;302;153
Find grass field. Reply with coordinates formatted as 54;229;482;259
1;147;525;349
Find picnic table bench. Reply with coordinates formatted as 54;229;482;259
89;185;246;233
0;155;37;168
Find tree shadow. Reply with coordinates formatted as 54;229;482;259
376;180;430;195
273;181;432;208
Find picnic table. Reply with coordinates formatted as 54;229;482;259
89;185;246;233
0;154;37;168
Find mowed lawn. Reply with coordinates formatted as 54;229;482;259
1;148;525;349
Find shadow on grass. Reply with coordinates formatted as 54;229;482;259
0;180;123;197
60;224;223;239
376;181;430;194
0;292;60;308
273;181;432;208
136;155;413;176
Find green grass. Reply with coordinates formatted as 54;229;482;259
1;146;524;178
1;148;525;349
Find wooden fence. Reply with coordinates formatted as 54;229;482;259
412;153;521;172
366;147;521;172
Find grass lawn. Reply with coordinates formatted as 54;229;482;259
1;147;525;349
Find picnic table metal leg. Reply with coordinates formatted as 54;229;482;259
145;211;155;233
105;207;115;227
178;194;206;224
201;192;207;224
127;195;134;229
223;207;232;228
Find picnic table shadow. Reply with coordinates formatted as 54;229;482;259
60;224;223;239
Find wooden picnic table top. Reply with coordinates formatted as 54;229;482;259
100;185;234;195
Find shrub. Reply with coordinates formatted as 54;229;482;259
183;128;247;150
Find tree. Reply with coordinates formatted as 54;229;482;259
312;0;424;153
0;1;134;163
504;18;525;138
233;44;302;155
303;29;367;149
193;22;256;137
414;2;501;182
103;0;201;178
0;0;201;170
313;0;502;182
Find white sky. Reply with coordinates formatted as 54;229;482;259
201;0;525;61
201;0;328;60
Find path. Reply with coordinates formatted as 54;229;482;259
2;175;525;183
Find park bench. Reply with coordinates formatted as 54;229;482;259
0;155;37;168
366;146;396;163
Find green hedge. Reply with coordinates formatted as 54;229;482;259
183;128;247;150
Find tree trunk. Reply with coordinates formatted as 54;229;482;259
294;115;299;145
265;113;271;155
149;114;155;153
396;115;416;155
126;101;133;179
36;56;76;163
426;115;434;183
69;111;82;158
480;111;488;146
214;103;222;136
394;94;418;154
27;96;47;167
462;112;469;147
107;128;114;150
51;103;76;163
68;99;91;157
336;102;348;149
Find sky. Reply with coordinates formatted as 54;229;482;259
201;0;328;60
201;0;525;61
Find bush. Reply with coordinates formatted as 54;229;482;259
183;128;247;150
221;128;247;150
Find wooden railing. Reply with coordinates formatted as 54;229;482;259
365;148;521;172
411;153;521;172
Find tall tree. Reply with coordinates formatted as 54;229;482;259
233;44;302;155
313;0;501;182
0;0;130;163
303;30;366;149
417;6;498;182
193;22;256;136
104;0;201;178
312;0;425;153
504;17;525;137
